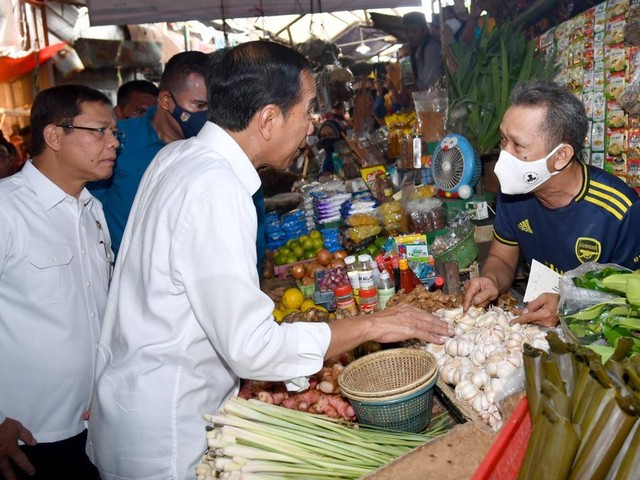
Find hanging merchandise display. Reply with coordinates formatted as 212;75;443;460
540;0;640;192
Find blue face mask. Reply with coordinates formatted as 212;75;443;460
170;93;207;138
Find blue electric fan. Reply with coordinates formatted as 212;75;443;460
431;134;481;199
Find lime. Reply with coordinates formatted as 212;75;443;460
293;246;305;259
312;238;324;250
285;254;297;265
298;234;310;244
301;238;314;251
304;250;316;259
287;240;300;250
279;247;292;257
274;253;287;266
309;230;322;239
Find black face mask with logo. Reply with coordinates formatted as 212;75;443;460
170;92;208;138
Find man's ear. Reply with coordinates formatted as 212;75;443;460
114;105;125;119
554;144;574;170
157;91;174;112
43;125;62;152
256;104;281;141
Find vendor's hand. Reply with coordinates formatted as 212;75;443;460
0;417;36;480
463;276;499;311
370;303;454;345
512;293;560;327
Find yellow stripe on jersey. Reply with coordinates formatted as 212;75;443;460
575;161;589;201
587;188;630;216
590;180;633;207
493;230;518;246
584;195;624;220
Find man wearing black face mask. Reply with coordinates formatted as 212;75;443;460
89;51;209;255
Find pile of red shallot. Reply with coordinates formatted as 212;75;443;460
238;360;355;421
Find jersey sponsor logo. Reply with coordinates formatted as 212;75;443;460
518;219;533;234
575;237;602;263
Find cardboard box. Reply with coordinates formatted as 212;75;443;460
364;392;525;480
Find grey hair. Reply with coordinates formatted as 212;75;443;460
509;80;588;158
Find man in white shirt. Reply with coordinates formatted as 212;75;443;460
88;41;454;480
0;84;118;479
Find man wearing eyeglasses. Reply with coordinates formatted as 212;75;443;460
0;84;117;479
89;51;209;256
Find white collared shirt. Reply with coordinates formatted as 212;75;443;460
89;122;331;480
0;161;111;442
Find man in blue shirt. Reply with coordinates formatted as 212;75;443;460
90;51;209;255
463;80;640;326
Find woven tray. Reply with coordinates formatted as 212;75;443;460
338;348;438;399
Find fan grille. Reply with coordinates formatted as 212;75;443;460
433;147;466;190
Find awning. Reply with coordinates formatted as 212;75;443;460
87;0;422;27
0;42;66;83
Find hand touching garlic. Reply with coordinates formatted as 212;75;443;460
423;306;549;430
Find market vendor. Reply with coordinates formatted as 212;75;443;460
88;41;454;480
463;80;640;327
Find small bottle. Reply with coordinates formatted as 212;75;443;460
358;287;379;314
377;270;396;310
429;276;445;292
391;254;401;288
357;254;375;290
399;258;420;294
344;255;361;293
333;284;359;317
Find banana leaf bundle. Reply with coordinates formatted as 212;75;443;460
520;334;640;479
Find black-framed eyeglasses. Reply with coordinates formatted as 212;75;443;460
56;124;125;142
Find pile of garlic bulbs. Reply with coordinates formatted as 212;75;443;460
422;306;548;430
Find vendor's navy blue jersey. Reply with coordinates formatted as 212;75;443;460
493;161;640;274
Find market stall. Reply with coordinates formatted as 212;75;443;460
194;2;640;478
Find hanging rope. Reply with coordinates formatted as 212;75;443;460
220;0;229;46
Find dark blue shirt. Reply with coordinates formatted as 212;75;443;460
253;185;266;273
494;162;640;274
89;107;166;255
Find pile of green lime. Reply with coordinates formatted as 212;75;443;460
352;235;387;260
273;230;325;266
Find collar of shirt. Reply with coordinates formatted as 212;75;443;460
21;160;94;211
196;121;262;196
117;105;164;149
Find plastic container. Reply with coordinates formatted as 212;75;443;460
337;348;439;433
433;228;479;269
344;255;361;292
472;397;532;480
357;254;375;290
377;270;395;310
333;284;358;317
358;287;379;314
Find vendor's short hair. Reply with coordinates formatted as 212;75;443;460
206;41;312;132
402;12;428;29
510;80;588;157
159;51;208;94
117;80;159;105
30;84;112;157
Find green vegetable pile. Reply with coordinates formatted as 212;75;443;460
562;266;640;358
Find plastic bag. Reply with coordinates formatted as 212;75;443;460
558;262;631;316
404;197;447;233
557;262;632;346
618;50;640;115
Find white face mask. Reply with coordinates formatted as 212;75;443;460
494;143;566;195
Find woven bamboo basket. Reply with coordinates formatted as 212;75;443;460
338;348;438;398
